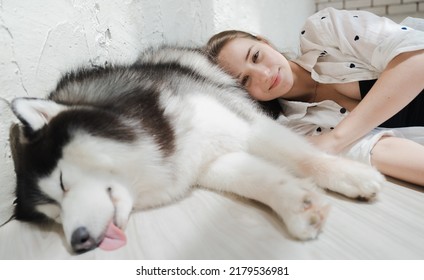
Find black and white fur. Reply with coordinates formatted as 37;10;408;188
10;46;385;253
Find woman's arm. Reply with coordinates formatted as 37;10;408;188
309;49;424;153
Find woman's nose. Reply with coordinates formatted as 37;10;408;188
252;66;271;83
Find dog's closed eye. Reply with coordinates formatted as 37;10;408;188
60;171;67;192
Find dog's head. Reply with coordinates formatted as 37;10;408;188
10;98;133;253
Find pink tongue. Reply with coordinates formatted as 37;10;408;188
98;222;127;251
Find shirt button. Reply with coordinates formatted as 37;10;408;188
340;108;347;114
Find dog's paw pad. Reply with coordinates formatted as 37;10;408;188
357;189;379;201
309;212;323;227
303;197;313;210
282;191;330;240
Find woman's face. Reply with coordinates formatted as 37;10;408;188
217;37;293;101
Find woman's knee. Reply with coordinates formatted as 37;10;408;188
370;136;397;167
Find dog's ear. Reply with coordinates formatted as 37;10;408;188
11;98;66;140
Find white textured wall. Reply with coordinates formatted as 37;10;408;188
315;0;424;20
0;0;314;220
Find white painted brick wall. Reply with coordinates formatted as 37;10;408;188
373;0;401;6
403;0;419;3
315;0;424;18
344;0;372;9
388;3;418;14
316;1;344;10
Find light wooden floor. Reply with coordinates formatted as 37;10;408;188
0;177;423;260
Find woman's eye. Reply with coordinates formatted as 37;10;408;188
252;51;259;63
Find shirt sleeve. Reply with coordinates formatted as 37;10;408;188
296;7;424;83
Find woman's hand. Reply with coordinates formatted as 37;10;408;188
306;132;347;154
322;50;424;150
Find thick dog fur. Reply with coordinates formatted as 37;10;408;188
10;45;385;253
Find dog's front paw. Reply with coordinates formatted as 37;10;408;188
114;208;130;230
276;180;330;240
109;185;133;230
321;158;385;200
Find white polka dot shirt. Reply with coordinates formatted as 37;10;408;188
294;7;424;84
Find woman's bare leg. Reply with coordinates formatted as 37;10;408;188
371;137;424;186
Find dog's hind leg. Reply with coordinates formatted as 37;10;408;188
246;117;385;200
198;152;330;240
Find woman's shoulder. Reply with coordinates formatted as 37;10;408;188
305;7;342;23
304;7;380;27
301;8;346;37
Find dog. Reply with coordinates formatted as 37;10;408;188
10;45;385;254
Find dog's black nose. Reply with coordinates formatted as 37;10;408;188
71;227;96;253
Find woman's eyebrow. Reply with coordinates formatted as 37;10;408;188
245;46;253;61
235;45;254;80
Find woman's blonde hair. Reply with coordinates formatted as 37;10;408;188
205;30;262;64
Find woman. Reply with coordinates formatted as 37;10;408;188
205;7;424;186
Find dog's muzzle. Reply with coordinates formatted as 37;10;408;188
71;227;97;253
71;222;127;253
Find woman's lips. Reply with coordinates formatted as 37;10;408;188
269;71;281;90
